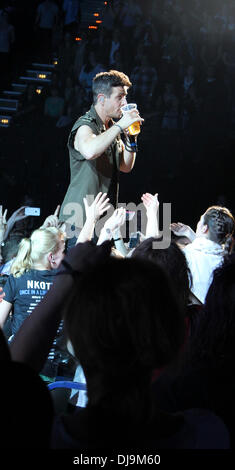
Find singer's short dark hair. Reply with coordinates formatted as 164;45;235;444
92;70;132;104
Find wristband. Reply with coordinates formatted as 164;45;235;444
113;123;123;133
124;135;138;153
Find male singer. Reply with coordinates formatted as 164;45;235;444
59;69;143;243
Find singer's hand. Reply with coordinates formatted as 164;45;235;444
118;109;144;131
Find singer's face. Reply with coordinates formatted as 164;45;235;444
105;86;128;119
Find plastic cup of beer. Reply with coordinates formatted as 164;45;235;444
121;103;141;136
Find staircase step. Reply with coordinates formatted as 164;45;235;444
31;62;56;70
0;98;19;111
0;98;19;105
12;83;27;92
19;76;51;84
3;90;23;97
26;69;52;76
25;69;52;79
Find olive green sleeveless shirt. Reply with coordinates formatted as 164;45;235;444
59;105;123;229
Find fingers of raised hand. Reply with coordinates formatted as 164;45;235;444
170;222;183;232
96;193;110;210
3;209;7;222
83;197;89;211
54;205;60;217
0;206;7;223
0;287;5;302
93;192;104;204
141;193;158;207
116;207;126;224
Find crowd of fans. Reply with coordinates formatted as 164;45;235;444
32;0;235;133
1;0;235;453
0;191;235;450
34;0;235;136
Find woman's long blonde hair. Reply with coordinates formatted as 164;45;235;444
10;227;65;278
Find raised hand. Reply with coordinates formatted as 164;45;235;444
0;287;5;302
76;193;111;244
118;108;144;131
141;193;159;214
96;207;126;245
104;207;126;232
9;206;28;222
170;222;196;242
3;205;31;240
83;192;110;223
141;193;159;238
41;205;61;228
0;206;8;240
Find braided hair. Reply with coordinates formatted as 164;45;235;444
203;206;235;254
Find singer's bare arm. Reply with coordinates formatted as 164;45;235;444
119;140;136;173
74;110;143;161
74;124;120;160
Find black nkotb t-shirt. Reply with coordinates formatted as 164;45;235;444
3;269;55;335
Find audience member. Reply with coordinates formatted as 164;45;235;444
152;254;235;447
73;32;90;79
0;225;67;378
90;27;110;68
171;205;235;303
44;86;65;119
57;31;77;87
35;0;60;61
0;205;7;263
119;0;142;37
101;0;120;33
130;54;158;112
109;48;127;75
157;82;180;130
9;242;230;449
0;8;15;89
62;0;81;36
132;238;192;312
77;50;105;104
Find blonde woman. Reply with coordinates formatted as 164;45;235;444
0;226;65;336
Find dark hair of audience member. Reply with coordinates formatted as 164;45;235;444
64;256;185;423
185;253;235;369
131;238;192;312
1;234;23;264
203;206;235;254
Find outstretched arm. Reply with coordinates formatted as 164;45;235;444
141;193;159;239
3;206;30;240
170;222;196;242
0;206;8;262
0;299;11;329
40;205;61;228
97;207;126;246
76;192;110;244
